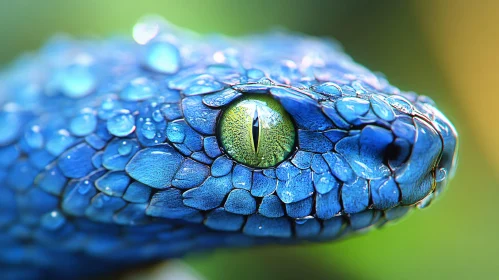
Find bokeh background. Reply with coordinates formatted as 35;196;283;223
1;0;497;279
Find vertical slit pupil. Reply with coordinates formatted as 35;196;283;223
252;109;259;153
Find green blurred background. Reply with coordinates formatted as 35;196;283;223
1;0;498;279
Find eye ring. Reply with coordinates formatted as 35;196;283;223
217;94;297;169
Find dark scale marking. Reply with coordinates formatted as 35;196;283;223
0;17;458;279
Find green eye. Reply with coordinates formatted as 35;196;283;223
218;95;296;168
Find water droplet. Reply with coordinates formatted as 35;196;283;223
24;125;44;149
98;98;120;120
133;17;160;45
152;110;163;122
169;73;211;90
295;216;314;225
46;129;75;156
295;219;307;225
186;78;224;95
56;64;97;98
312;82;342;98
16;84;40;110
417;194;433;209
247;69;265;80
77;180;91;195
258;77;275;86
118;140;133;156
0;110;22;145
102;98;115;110
436;168;447;183
70;108;97;136
141;121;156;140
41;210;66;230
213;51;226;63
120;77;157;101
143;41;180;74
386;95;414;114
107;110;136;137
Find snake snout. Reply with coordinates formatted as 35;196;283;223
391;100;458;207
320;92;459;209
427;104;459;196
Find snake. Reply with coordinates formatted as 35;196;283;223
0;17;458;279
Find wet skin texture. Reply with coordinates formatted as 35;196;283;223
0;19;458;279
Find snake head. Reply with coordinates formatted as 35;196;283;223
120;27;459;240
203;77;459;225
0;17;459;276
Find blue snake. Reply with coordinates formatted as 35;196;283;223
0;18;458;279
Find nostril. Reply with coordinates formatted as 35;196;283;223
386;138;411;169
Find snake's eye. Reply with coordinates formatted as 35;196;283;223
218;95;296;168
